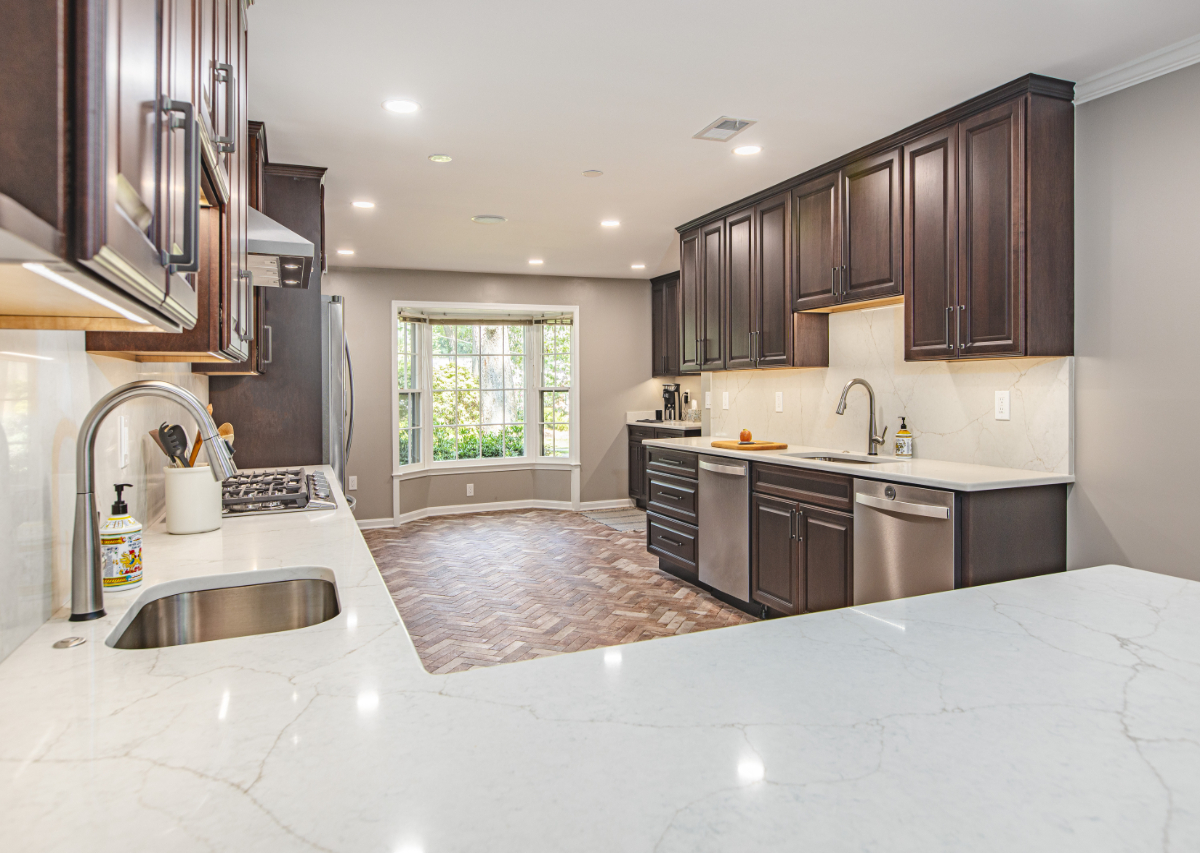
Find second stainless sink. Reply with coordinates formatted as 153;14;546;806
108;567;340;650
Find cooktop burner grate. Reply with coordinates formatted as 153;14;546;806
221;468;336;515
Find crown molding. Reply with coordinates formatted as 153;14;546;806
1075;33;1200;104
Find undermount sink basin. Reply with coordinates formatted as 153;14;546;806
785;452;890;465
107;567;340;650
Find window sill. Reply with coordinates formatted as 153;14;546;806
393;458;579;480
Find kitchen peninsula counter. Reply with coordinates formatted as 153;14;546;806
0;468;1194;852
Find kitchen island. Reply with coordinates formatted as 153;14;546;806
0;468;1195;852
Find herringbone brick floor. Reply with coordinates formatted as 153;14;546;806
365;509;756;674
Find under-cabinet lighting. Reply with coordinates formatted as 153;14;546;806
733;145;762;156
21;263;149;324
337;249;355;255
352;201;375;209
382;99;420;113
0;351;54;361
601;220;620;227
528;259;544;265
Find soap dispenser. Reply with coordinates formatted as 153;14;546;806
895;417;913;459
100;483;142;590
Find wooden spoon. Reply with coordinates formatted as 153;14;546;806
187;404;214;468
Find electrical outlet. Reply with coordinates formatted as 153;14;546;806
466;483;474;496
348;475;358;491
722;391;729;410
118;416;129;469
704;391;711;410
775;391;783;413
995;390;1011;421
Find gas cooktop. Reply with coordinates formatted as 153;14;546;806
221;468;337;516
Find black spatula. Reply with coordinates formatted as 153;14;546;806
158;422;190;467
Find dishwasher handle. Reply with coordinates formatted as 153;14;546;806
856;491;950;519
699;460;746;476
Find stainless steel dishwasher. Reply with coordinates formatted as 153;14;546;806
853;479;957;605
697;455;750;602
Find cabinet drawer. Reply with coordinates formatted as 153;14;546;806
646;447;698;479
628;425;655;441
646;512;698;573
654;428;700;439
751;462;853;511
647;470;698;524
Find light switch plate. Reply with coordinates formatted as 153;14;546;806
775;391;783;413
348;475;358;491
995;390;1011;421
704;392;711;410
722;391;729;410
467;483;474;496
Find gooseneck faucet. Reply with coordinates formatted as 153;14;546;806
71;380;237;622
835;378;888;456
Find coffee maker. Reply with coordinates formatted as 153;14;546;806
662;383;681;421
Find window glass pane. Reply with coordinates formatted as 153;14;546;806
432;391;456;426
457;426;481;459
458;389;480;423
506;355;524;389
481;355;503;390
504;391;523;424
553;391;569;422
398;428;410;466
433;325;454;354
456;325;477;354
481;325;503;355
541;391;553;424
481;425;503;458
507;326;524;354
431;357;455;390
481;390;504;424
552;424;569;457
459;356;481;388
411;427;422;464
433;426;456;461
398;394;410;430
504;424;524;457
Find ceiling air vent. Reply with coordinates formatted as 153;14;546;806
693;116;757;142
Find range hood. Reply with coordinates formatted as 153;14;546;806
246;206;314;288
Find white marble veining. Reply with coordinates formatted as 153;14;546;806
707;305;1073;474
1;467;1194;851
645;436;1074;491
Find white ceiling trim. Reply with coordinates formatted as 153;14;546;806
1075;31;1200;103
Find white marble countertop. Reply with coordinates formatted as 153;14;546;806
644;435;1076;492
1;468;1194;851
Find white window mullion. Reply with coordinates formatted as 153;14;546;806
525;324;541;459
420;322;433;470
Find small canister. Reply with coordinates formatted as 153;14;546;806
895;417;913;459
164;464;223;534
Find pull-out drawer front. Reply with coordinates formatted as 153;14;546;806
646;447;699;479
654;428;701;439
646;511;698;573
751;463;853;511
647;470;698;524
628;425;656;442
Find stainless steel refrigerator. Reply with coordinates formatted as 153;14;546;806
321;295;354;504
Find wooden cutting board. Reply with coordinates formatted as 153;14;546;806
710;440;788;451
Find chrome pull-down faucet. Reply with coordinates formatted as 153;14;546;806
70;380;237;622
835;378;888;456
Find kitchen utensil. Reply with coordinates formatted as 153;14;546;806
158;423;190;468
149;430;172;460
187;404;215;468
709;440;788;451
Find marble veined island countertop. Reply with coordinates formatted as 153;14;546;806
1;468;1196;852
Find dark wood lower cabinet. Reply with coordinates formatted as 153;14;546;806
752;492;853;616
628;439;646;506
804;506;853;612
628;427;699;508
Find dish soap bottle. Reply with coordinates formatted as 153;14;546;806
101;483;142;590
895;417;913;459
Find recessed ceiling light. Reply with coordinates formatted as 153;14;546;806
337;249;355;255
352;201;375;208
733;145;762;156
472;215;507;224
383;99;420;113
282;263;300;270
583;170;603;178
601;220;620;227
428;154;452;163
529;259;544;265
631;264;645;269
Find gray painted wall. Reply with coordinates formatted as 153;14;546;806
323;268;677;520
1070;61;1200;580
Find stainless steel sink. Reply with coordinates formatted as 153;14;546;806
785;451;890;465
107;567;340;650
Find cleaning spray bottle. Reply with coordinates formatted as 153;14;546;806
101;483;142;590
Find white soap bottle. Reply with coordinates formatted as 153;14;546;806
100;483;143;590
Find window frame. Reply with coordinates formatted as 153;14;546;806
392;301;579;476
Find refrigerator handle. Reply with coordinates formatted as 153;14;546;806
344;337;354;465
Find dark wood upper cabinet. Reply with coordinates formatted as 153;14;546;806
904;126;958;359
755;192;793;367
699;220;725;370
679;228;701;373
842;147;902;304
725;208;755;370
791;172;840;311
650;272;680;377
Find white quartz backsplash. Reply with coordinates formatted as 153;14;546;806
705;305;1072;474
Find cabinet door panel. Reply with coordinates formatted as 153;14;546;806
679;229;701;372
725;208;754;370
843;148;901;303
752;494;801;615
663;276;680;375
699;220;725;370
628;440;645;502
804;507;852;612
791;172;839;311
904;127;958;360
756;192;791;366
651;281;665;376
959;99;1024;357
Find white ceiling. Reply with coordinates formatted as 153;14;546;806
247;1;1200;280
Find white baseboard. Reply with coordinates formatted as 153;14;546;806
384;496;636;527
1075;33;1200;104
355;517;396;530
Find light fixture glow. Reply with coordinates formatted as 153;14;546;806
529;259;544;265
22;263;149;324
0;351;54;361
583;169;603;178
428;154;452;163
382;99;420;114
282;263;300;270
601;220;620;227
631;264;646;270
218;690;230;721
357;691;380;713
737;757;765;784
733;145;762;156
337;249;355;255
352;201;375;209
472;215;507;224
